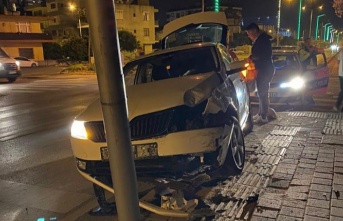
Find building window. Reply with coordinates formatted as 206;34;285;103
134;29;136;34
15;22;31;33
143;28;149;36
133;13;136;17
19;48;34;59
143;11;149;21
115;10;124;19
51;3;56;9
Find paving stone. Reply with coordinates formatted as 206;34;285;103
302;153;319;160
319;148;335;154
253;209;278;219
330;216;343;221
275;167;296;175
313;172;333;179
277;215;302;221
315;166;333;174
282;199;307;209
305;206;330;219
258;197;282;210
284;154;301;160
300;159;317;164
335;157;343;162
299;163;316;169
333;184;343;192
288;186;309;194
303;215;329;221
317;157;334;163
251;215;276;221
335;162;343;167
295;168;315;175
310;184;332;193
291;178;311;186
316;162;334;168
285;191;308;200
293;174;313;180
303;150;319;155
312;177;333;186
272;173;293;181
306;198;330;209
281;159;299;165
334;178;343;185
308;190;330;201
279;206;304;218
268;179;291;189
331;207;343;217
332;199;343;208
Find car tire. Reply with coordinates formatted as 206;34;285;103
31;63;37;68
7;77;17;83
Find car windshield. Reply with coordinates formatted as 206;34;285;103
272;54;299;70
164;24;223;48
124;46;218;86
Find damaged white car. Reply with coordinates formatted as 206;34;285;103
70;11;253;216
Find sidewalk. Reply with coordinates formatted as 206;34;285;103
207;111;343;221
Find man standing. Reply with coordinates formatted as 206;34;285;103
334;48;343;111
299;38;324;68
245;23;275;124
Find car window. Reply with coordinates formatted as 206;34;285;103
124;64;138;86
124;46;218;85
272;55;299;70
304;53;326;70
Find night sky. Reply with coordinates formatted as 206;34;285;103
151;0;342;34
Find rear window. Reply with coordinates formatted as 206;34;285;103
124;46;218;85
164;24;224;48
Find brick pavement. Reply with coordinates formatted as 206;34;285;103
205;111;343;221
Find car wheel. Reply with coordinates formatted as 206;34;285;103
225;117;245;175
7;77;17;83
209;117;245;177
31;63;37;68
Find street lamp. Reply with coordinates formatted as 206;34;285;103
323;22;331;41
69;3;82;38
326;26;333;41
277;0;281;46
315;14;325;40
297;0;303;39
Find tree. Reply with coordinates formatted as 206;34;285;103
333;0;343;18
61;37;88;61
43;43;63;60
118;30;139;52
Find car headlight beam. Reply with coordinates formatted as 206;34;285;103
15;61;20;66
71;120;88;139
280;77;304;90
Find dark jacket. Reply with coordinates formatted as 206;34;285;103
250;32;274;70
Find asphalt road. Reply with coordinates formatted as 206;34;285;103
0;69;99;221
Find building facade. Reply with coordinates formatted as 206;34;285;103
0;13;53;60
24;0;158;54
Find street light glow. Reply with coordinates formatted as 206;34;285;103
69;3;76;12
315;14;325;40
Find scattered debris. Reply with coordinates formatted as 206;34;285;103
334;190;340;199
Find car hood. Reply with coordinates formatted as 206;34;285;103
76;72;221;121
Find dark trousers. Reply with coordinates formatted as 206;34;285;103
336;76;343;110
256;66;275;118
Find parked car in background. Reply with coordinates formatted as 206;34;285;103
250;49;329;105
14;56;38;68
0;48;21;83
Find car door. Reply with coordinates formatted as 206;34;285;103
217;44;249;127
302;53;330;96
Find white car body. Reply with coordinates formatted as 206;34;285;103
0;49;21;83
14;56;38;67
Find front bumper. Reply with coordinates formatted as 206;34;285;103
0;70;21;79
250;87;304;104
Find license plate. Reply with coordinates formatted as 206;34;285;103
9;71;17;75
100;143;158;161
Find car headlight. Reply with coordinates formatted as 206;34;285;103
15;61;20;66
71;120;88;139
280;77;304;90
